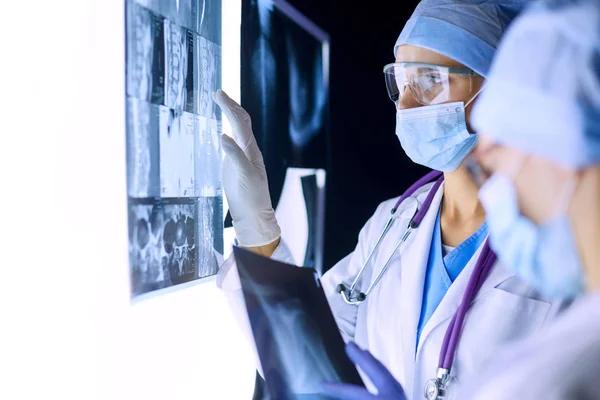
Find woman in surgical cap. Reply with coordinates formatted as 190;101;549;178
324;0;600;398
214;0;569;399
453;0;600;397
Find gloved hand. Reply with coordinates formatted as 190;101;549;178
213;89;281;247
320;342;407;400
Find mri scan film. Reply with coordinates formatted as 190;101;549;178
126;0;223;299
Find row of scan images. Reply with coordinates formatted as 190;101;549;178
127;0;221;118
130;0;221;44
126;97;222;199
128;196;223;297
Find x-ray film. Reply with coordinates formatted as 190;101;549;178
132;0;200;35
128;197;222;297
196;36;221;119
185;30;196;113
126;2;155;102
164;20;189;111
194;116;222;197
126;0;223;299
241;0;330;212
234;247;364;399
126;1;166;104
159;110;195;197
127;98;160;198
129;0;220;44
196;0;222;46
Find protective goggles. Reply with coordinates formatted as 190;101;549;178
383;62;478;106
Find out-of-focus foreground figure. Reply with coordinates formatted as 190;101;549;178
460;0;600;397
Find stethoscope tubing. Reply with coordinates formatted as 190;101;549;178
338;169;497;379
342;170;444;303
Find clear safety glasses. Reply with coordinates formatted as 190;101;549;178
383;62;478;106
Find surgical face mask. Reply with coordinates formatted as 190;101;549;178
479;173;585;298
395;92;481;172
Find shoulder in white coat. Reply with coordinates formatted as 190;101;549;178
458;293;600;400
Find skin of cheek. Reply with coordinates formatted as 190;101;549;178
475;135;496;158
397;88;423;110
477;141;520;179
475;142;566;224
513;156;571;224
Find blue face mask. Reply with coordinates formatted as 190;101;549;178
395;99;478;172
479;173;585;298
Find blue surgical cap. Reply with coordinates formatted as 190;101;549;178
472;0;600;168
395;0;528;77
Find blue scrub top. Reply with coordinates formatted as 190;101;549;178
416;207;488;346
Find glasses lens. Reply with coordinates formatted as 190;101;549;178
384;64;451;105
411;66;451;105
384;65;401;104
384;63;477;106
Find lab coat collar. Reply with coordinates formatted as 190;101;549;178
399;181;445;393
416;240;515;356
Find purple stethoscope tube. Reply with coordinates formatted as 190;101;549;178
335;170;495;399
337;170;444;304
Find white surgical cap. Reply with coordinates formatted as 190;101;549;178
472;0;600;169
395;0;528;77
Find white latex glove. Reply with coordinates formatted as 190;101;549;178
213;89;281;247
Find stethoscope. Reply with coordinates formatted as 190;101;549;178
336;170;497;400
336;170;444;304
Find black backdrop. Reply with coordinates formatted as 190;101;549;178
275;0;426;271
244;1;428;398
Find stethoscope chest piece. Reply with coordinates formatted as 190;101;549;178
424;368;450;400
336;173;443;306
424;378;445;400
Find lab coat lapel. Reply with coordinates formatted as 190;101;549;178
416;244;515;355
471;258;514;302
399;183;444;393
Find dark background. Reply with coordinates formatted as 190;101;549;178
247;1;426;397
282;0;426;271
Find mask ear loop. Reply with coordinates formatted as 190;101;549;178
464;82;486;109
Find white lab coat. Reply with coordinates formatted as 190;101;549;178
458;293;600;400
217;181;569;400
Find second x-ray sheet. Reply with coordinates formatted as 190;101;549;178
241;0;330;211
234;247;364;399
126;0;222;299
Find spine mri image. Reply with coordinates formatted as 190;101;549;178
126;0;223;298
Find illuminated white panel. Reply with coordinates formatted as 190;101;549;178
1;0;249;399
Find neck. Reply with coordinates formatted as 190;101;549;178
439;165;486;247
442;166;485;220
570;167;600;293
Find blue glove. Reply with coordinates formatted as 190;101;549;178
320;342;407;400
